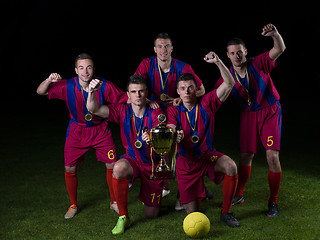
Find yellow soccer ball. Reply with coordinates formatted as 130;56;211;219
183;212;210;238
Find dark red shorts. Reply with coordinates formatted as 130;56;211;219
176;149;225;204
64;121;116;167
123;156;164;208
240;101;282;153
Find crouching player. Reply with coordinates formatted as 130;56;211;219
166;52;240;227
87;75;166;235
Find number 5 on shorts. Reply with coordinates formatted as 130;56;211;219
267;136;273;147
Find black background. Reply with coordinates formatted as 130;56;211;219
2;1;319;148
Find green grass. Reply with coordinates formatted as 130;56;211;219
1;116;319;240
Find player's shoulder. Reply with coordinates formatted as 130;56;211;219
109;102;128;114
200;89;219;106
54;77;72;87
166;105;179;117
150;105;165;116
140;56;154;65
166;105;178;111
250;51;271;62
173;57;188;68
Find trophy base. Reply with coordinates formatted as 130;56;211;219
155;170;172;180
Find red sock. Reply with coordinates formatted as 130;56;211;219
222;174;238;214
268;170;282;204
235;165;251;197
106;168;116;203
65;171;78;206
112;176;129;217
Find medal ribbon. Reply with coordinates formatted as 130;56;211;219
132;109;145;138
80;86;92;120
233;67;250;95
185;104;199;132
157;60;169;94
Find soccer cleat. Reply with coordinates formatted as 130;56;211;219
112;215;130;235
220;212;240;227
162;189;171;198
175;199;184;211
219;195;245;208
110;201;119;214
64;204;78;219
266;202;279;217
232;195;245;206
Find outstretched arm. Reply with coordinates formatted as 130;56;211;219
204;51;235;102
36;73;62;95
87;79;109;118
261;23;286;61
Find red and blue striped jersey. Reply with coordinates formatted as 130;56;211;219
135;56;202;105
215;51;279;111
47;76;128;127
167;90;221;159
108;103;164;163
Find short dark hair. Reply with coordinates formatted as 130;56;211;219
75;53;94;67
126;75;148;91
226;38;246;52
177;73;197;88
153;32;172;46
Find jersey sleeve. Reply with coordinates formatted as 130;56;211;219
182;64;202;88
134;58;150;79
201;89;222;114
151;108;166;128
166;106;178;126
103;81;128;104
107;103;122;124
47;79;67;100
252;51;277;74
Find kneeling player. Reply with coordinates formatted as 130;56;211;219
87;75;166;234
166;52;240;227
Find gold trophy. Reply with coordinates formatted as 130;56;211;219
148;114;175;180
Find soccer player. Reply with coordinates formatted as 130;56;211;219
166;52;240;228
134;32;205;109
87;75;166;235
36;53;128;219
215;24;286;217
135;33;211;205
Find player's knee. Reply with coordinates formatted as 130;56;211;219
225;160;237;176
112;160;128;179
215;156;237;176
144;206;160;219
266;150;279;165
266;150;281;171
65;166;76;173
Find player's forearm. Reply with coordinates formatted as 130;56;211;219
215;61;234;102
216;61;235;88
36;78;51;95
270;32;286;61
87;91;109;118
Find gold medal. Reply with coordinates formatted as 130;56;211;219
191;135;199;143
135;140;143;149
247;98;251;106
160;93;167;101
85;113;93;121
